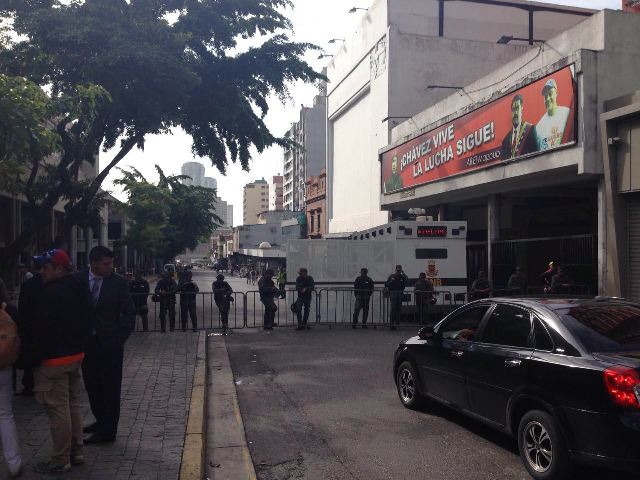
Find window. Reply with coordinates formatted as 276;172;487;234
415;249;448;259
317;211;321;231
440;305;490;342
481;305;532;348
533;317;554;351
310;211;315;232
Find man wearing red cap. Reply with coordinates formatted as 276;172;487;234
30;249;91;474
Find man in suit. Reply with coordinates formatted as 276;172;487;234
500;94;539;161
75;246;135;444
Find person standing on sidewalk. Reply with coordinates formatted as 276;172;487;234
294;268;315;330
16;262;44;396
155;272;177;332
179;271;199;331
76;246;135;444
31;249;90;474
352;268;374;329
129;271;150;332
276;269;286;299
385;265;408;330
212;274;233;334
258;270;278;330
0;294;22;477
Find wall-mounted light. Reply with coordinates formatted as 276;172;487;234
318;53;334;60
328;38;345;44
348;7;368;13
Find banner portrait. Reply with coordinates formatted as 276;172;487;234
381;65;576;194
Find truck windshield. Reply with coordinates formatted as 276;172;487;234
560;302;640;352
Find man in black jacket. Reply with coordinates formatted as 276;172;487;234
129;271;150;331
179;271;199;331
155;272;177;332
31;249;91;474
352;268;374;328
75;246;135;444
385;265;408;330
212;274;233;333
294;268;315;330
16;263;44;396
258;270;278;330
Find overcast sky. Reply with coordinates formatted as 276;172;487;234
100;0;621;226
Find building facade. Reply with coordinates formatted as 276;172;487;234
181;161;205;187
268;175;284;210
379;9;640;297
305;169;327;238
243;178;269;225
283;94;327;211
326;0;593;235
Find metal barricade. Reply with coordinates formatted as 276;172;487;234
244;289;319;329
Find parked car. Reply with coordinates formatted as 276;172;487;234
393;297;640;479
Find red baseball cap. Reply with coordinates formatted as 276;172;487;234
33;249;72;268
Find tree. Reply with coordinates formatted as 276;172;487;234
115;166;220;267
0;0;323;270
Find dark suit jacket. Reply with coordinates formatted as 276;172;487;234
75;270;135;349
500;123;539;160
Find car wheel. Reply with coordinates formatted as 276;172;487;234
396;361;424;410
517;410;573;480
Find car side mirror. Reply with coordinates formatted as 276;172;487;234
418;325;435;340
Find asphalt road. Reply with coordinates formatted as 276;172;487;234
225;328;620;480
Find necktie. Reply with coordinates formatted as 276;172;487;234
91;278;102;305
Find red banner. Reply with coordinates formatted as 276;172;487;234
381;65;576;194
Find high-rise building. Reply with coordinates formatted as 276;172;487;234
181;162;205;187
243;179;269;225
227;204;234;228
202;176;217;190
283;93;327;211
268;175;284;211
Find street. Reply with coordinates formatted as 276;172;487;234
224;328;620;480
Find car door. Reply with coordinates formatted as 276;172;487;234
465;303;534;426
417;304;491;410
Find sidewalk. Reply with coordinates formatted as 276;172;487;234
3;332;199;480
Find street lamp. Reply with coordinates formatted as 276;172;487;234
318;53;334;60
328;38;345;44
348;7;368;13
497;35;544;44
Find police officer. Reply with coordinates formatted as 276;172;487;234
352;268;374;328
129;271;150;331
294;268;315;330
178;271;199;331
155;272;177;332
258;270;278;330
385;265;408;330
414;272;434;325
212;274;233;334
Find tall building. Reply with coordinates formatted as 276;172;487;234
202;176;217;190
243;179;269;225
181;162;205;187
283;93;327;211
226;204;234;228
268;175;284;211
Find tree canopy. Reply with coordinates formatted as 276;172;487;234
0;0;323;271
115;166;221;262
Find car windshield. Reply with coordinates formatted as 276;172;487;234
560;302;640;352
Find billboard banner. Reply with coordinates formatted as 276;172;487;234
381;65;576;194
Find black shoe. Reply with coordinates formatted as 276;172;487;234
295;326;304;331
83;422;98;434
362;325;368;329
84;433;115;444
16;389;34;397
306;325;311;330
352;324;357;329
390;325;397;331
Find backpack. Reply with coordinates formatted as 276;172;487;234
0;303;20;369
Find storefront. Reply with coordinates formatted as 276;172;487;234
378;10;640;295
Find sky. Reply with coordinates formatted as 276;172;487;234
100;0;622;226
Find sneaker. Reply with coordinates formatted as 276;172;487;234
71;454;85;466
34;460;71;474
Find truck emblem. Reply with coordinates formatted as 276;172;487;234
427;261;439;278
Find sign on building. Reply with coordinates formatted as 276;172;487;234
381;65;577;194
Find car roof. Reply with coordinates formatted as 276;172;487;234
481;296;638;312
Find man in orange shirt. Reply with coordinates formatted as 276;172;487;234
31;249;91;474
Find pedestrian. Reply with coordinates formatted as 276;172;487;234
212;274;233;334
31;249;90;473
155;271;177;332
246;269;251;285
129;270;150;331
385;265;408;330
471;270;492;300
414;272;434;325
76;246;135;444
541;261;556;293
276;268;287;299
352;268;374;328
251;269;257;286
294;268;315;330
507;266;528;294
258;270;278;330
551;265;575;294
0;286;22;478
179;271;199;332
16;262;44;396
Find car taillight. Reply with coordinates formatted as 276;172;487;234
604;366;640;408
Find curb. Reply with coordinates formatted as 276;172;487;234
207;334;257;480
179;330;208;480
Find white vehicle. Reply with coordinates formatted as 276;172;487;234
286;220;468;304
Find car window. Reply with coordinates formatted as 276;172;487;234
560;302;640;352
440;305;490;342
533;317;554;352
480;304;532;348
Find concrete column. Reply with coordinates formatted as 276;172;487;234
69;226;78;266
597;178;606;296
487;195;500;285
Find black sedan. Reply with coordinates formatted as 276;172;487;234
393;297;640;479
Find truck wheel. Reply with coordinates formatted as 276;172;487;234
396;361;424;410
517;410;574;480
